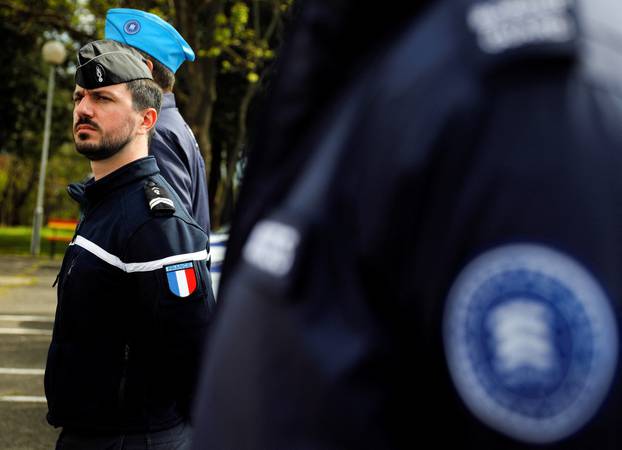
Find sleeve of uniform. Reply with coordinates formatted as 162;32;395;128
151;131;195;220
124;216;215;418
152;128;211;234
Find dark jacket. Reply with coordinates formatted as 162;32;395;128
45;156;215;433
152;92;211;234
193;0;622;449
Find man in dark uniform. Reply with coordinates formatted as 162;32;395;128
192;0;622;449
44;40;215;449
105;8;211;234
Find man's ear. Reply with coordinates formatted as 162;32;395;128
139;108;158;135
145;59;154;73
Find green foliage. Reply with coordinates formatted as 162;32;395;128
206;1;291;84
0;0;90;225
45;143;89;220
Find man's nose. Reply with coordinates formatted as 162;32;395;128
74;96;94;117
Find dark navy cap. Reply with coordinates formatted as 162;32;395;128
76;40;153;89
105;8;195;73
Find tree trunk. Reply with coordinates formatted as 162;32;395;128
208;132;222;224
173;0;223;178
210;1;285;228
212;81;257;228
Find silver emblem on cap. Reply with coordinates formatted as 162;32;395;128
95;64;105;83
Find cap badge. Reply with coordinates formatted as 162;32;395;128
123;19;141;35
95;64;105;83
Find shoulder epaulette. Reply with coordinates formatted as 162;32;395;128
144;179;176;216
462;0;578;74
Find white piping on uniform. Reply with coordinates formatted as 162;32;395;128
71;235;209;273
76;51;137;69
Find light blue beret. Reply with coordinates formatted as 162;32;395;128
105;8;195;73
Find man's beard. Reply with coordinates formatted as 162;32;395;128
74;121;134;161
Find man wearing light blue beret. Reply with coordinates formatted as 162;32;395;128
105;8;211;236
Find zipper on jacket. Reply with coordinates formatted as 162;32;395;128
54;251;81;290
118;344;130;408
51;246;83;335
52;248;74;288
52;211;85;288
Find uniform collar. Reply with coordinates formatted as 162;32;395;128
161;92;176;110
70;156;160;206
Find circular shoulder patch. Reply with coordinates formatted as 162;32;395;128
443;244;618;444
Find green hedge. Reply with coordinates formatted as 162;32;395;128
0;226;73;257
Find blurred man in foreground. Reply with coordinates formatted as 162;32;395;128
192;0;622;448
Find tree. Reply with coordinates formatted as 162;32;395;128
206;1;293;228
0;0;86;225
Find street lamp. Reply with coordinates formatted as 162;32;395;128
30;40;67;256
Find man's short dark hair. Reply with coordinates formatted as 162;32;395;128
127;78;162;113
126;78;162;138
137;49;176;91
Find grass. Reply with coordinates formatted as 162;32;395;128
0;226;73;257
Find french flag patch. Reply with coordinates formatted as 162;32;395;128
165;262;197;298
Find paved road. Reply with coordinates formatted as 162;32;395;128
0;255;60;449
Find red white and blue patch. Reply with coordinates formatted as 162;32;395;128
165;261;197;298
